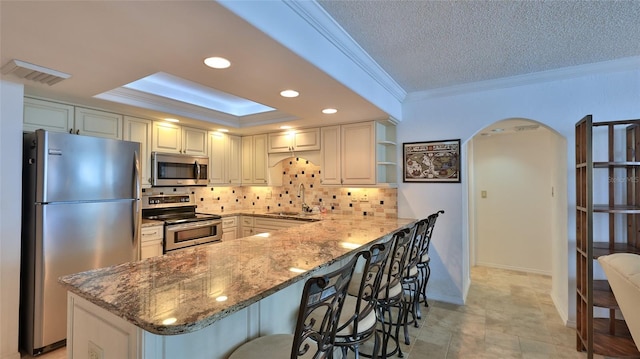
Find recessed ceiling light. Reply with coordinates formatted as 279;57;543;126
280;89;299;98
204;57;231;69
322;108;337;114
217;129;229;133
280;125;292;130
165;118;179;123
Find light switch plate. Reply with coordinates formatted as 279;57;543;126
359;193;369;202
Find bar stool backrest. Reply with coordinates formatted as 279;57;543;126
382;228;413;299
291;251;362;359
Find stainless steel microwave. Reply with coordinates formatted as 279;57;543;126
151;152;209;186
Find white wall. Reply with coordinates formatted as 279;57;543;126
0;80;24;359
399;65;640;323
473;127;554;275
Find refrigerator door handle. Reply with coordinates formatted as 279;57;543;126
133;150;141;245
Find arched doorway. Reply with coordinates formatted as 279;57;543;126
467;118;568;311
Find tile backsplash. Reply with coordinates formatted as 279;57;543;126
144;156;397;217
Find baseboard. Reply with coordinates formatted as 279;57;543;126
475;262;551;276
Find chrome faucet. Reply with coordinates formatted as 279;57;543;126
297;183;310;213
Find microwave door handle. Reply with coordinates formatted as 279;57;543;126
195;160;201;184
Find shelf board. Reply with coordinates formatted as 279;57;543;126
593;280;618;309
591;318;640;358
377;140;397;146
594;161;640;167
593;119;640;127
594;204;640;213
593;242;640;257
377;162;396;166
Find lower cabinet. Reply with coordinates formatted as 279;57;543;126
240;216;307;237
221;216;238;241
140;225;163;259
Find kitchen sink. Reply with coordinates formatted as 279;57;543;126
269;211;312;216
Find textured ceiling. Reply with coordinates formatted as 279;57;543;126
317;0;640;93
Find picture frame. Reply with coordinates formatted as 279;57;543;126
403;139;461;183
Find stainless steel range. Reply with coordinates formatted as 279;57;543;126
142;194;222;253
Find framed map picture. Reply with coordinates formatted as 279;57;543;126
403;139;461;183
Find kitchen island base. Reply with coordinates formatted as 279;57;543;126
67;265;329;359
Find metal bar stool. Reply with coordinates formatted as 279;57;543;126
334;240;394;359
228;251;363;359
416;210;444;308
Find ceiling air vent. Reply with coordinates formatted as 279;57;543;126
1;59;70;86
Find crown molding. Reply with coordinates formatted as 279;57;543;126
405;56;640;102
285;1;407;102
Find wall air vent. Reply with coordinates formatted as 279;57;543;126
1;59;70;86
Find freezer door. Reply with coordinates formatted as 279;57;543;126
32;200;138;350
32;130;140;202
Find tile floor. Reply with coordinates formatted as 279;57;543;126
24;266;607;359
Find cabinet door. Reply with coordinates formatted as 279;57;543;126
74;107;123;139
320;126;341;185
228;135;242;185
152;122;182;153
293;128;320;151
209;132;227;185
182;126;207;155
124;116;152;187
341;122;376;185
241;136;254;184
23;97;74;133
222;227;238;241
268;132;293;153
253;134;268;185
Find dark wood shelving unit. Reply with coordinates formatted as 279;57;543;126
575;115;640;358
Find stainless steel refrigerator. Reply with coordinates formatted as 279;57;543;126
21;129;141;356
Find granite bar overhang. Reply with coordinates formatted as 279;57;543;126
59;214;417;335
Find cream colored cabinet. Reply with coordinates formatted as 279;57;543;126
24;97;122;139
242;134;268;185
221;216;238;241
152;122;207;155
140;225;163;259
74;107;123;139
208;132;242;185
23;97;74;133
268;128;320;153
320;120;397;186
124;116;152;187
252;217;305;235
240;216;305;237
240;216;255;237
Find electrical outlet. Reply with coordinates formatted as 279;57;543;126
359;193;369;202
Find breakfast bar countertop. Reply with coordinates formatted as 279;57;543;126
58;214;416;336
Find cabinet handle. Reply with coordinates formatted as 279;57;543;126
76;129;79;135
69;128;73;134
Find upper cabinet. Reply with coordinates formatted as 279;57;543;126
208;131;242;186
24;97;123;140
74;107;123;140
320;120;397;187
268;128;320;153
123;116;152;187
242;134;268;185
152;122;207;155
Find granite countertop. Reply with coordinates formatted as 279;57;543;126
59;215;416;336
